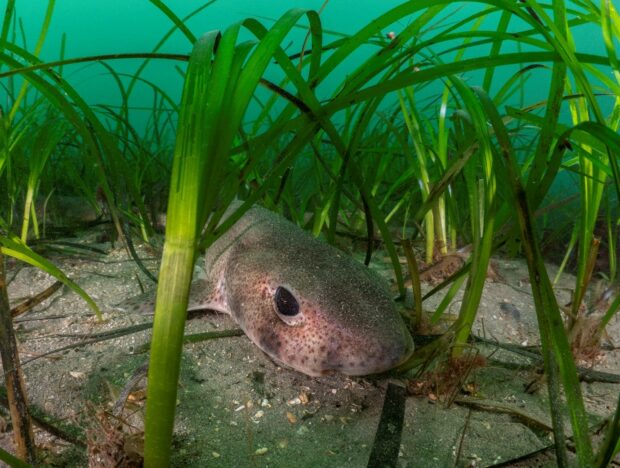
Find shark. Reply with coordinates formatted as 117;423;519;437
125;203;414;376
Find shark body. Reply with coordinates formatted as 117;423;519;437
127;203;414;376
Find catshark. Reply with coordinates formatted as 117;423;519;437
126;203;414;376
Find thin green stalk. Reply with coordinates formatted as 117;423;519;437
0;234;101;319
475;86;594;466
145;10;320;466
449;79;497;357
0;52;188;80
243;11;409;295
143;32;218;467
430;272;468;324
20;119;65;241
148;0;196;44
127;1;216;99
8;0;55;123
599;292;620;333
398;88;435;263
482;10;512;91
594;392;620;467
567;77;606;320
0;446;30;468
0;0;16;51
607;205;617;281
402;239;421;329
524;4;568;208
553;226;578;285
0;251;36;464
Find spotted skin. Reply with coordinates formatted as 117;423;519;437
124;203;414;376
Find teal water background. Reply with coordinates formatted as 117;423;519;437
3;1;608;122
1;0;614;210
3;1;408;127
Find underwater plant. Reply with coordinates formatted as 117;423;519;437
0;0;619;466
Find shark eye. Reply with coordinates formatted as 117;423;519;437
274;286;299;316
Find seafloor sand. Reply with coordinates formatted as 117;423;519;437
1;232;618;467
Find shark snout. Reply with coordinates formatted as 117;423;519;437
325;325;414;376
370;328;415;374
390;331;415;367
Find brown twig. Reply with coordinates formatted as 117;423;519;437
11;280;63;318
0;252;36;463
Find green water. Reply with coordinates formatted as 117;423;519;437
3;1;405;129
3;0;609;133
1;2;619;466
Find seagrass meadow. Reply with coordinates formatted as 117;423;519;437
0;0;619;466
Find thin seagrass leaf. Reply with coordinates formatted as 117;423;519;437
0;446;29;468
0;236;101;319
474;86;594;465
144;31;219;467
554;121;620;203
593;392;620;467
482;10;512;91
246;13;409;293
0;52;188;80
126;0;217;97
148;0;196;43
323;51;611;114
8;0;55;123
0;0;15;48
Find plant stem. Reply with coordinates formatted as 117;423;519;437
0;251;36;464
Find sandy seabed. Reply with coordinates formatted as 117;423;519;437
1;234;619;467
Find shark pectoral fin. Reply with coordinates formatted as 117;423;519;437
119;278;228;316
187;278;229;315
